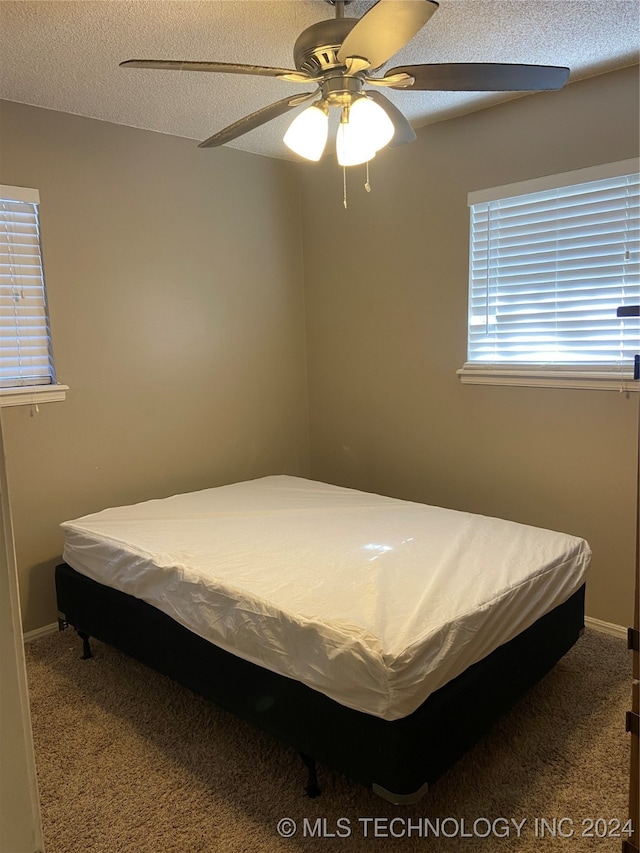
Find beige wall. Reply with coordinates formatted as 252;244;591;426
0;101;310;632
300;65;640;628
0;418;44;853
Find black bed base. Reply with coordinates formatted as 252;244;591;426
55;563;585;804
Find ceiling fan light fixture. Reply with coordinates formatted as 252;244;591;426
283;102;329;161
121;0;572;181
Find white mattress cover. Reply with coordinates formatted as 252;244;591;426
61;475;590;720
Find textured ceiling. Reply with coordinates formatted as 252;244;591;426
0;0;638;160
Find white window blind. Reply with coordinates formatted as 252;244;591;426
0;185;56;389
466;162;640;370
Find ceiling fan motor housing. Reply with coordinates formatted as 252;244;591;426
293;18;358;75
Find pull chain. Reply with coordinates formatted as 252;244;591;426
340;162;373;207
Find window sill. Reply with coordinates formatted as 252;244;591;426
0;385;69;408
457;365;638;392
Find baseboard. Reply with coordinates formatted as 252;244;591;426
23;622;59;643
585;616;627;640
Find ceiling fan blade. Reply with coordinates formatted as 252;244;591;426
120;59;302;78
337;0;438;71
384;63;570;91
365;90;416;147
198;92;316;148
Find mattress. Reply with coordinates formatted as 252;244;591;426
60;475;590;721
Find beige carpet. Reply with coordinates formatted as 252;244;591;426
25;628;631;853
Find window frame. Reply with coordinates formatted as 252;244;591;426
0;184;67;408
458;159;640;392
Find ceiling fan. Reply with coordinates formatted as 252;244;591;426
120;0;570;165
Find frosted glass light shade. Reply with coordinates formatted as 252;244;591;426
336;121;377;167
349;96;395;152
283;105;329;161
336;96;396;166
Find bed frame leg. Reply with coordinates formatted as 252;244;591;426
300;753;320;798
76;630;93;660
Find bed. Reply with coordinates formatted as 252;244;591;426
55;475;590;803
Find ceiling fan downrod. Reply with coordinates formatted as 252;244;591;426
326;0;353;19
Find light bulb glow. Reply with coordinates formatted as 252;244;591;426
335;96;395;166
336;121;376;167
349;96;395;152
283;104;328;161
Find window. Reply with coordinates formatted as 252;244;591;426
458;160;640;390
0;185;66;406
